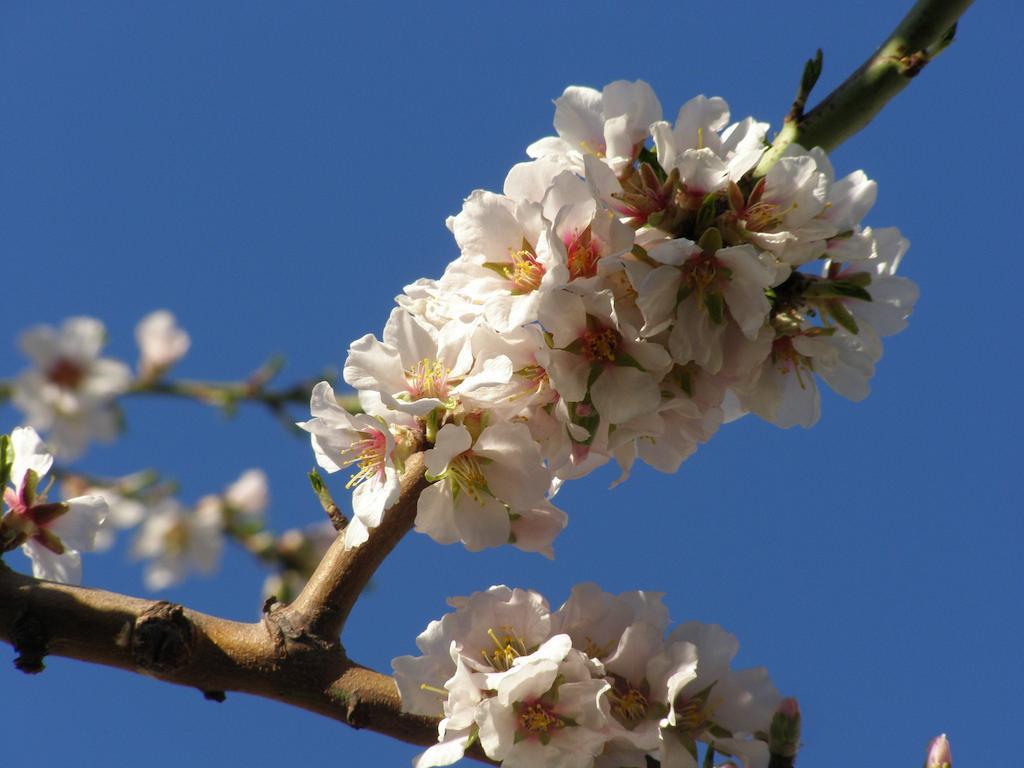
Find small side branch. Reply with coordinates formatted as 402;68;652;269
284;452;429;642
756;0;974;174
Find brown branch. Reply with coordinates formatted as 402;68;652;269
283;451;429;642
0;563;438;746
0;452;491;761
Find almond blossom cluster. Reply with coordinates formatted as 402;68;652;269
305;80;918;556
393;584;781;768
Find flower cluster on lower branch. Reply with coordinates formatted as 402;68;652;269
393;584;781;768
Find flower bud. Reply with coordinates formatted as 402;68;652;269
924;733;952;768
768;697;801;759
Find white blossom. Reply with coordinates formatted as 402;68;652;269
12;317;133;459
416;422;560;553
1;427;106;584
135;309;190;379
132;498;223;590
298;381;411;549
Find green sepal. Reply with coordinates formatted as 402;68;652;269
842;271;872;288
637;147;666;181
827;302;860;334
631;244;654;264
22;468;40;508
0;435;12;494
683;734;699;761
803;278;872;302
613;351;645;371
697;226;723;255
481;261;513;279
677;366;694;398
695;194;720;236
31;502;70;526
703;292;726;325
707;723;734;739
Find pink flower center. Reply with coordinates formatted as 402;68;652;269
406;359;450;401
343;429;390;489
507;248;545;293
565;227;601;280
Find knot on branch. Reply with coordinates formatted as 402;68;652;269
12;611;48;674
328;686;366;729
262;597;338;660
896;50;930;77
132;601;196;673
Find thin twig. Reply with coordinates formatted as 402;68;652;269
755;0;974;174
285;452;429;641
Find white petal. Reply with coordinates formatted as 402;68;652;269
23;540;83;585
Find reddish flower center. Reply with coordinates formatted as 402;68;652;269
47;358;85;389
566;228;601;280
581;327;620;363
507;248;545;293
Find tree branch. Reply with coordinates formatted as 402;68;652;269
0;563;440;746
284;452;429;641
755;0;974;174
0;453;484;760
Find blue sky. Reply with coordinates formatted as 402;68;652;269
1;2;1020;766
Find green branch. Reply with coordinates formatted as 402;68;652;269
756;0;974;174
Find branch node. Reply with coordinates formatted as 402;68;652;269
132;601;197;673
262;599;336;659
12;611;48;674
328;685;366;729
202;690;227;702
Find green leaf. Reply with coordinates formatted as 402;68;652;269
801;48;824;97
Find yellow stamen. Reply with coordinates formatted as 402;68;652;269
483;627;528;671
